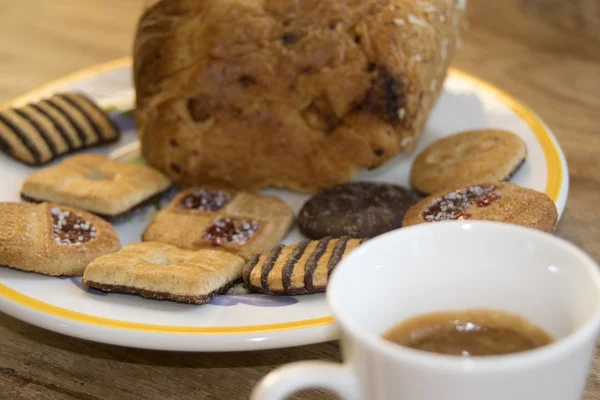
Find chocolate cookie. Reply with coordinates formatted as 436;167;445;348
297;182;422;239
403;182;558;232
410;129;527;194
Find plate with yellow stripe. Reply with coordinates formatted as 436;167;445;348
0;58;568;351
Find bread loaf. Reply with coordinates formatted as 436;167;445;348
134;0;467;193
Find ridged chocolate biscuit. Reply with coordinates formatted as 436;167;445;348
298;182;422;239
0;92;120;166
243;237;364;295
410;129;527;195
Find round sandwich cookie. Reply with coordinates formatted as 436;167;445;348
403;182;558;232
297;182;423;239
410;129;527;194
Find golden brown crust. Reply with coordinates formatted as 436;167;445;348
243;237;363;295
21;154;172;216
0;202;121;276
402;182;558;232
410;129;527;194
82;242;245;304
134;0;467;193
142;186;294;260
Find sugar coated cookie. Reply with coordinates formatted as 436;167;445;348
403;182;558;232
0;202;121;276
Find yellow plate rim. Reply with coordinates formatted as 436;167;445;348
0;57;563;335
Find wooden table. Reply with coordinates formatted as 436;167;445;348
1;1;599;399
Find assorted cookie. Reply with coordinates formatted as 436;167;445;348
0;96;560;309
410;129;527;195
403;182;558;232
298;182;422;239
0;92;120;166
21;154;172;221
83;242;245;304
244;237;364;295
0;202;121;276
142;187;294;260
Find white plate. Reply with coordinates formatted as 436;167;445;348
0;58;569;352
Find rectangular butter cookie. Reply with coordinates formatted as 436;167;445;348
21;154;172;221
142;186;294;260
83;242;245;304
0;202;121;276
0;92;120;165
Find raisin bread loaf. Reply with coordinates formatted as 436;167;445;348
134;0;467;192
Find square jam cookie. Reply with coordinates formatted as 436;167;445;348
142;187;294;260
21;154;172;221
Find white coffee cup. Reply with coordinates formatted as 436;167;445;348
252;221;600;400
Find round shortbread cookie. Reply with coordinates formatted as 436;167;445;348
403;182;558;232
298;182;422;239
410;129;527;194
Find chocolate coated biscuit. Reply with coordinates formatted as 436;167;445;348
297;182;422;239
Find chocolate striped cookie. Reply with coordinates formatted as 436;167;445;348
243;237;364;295
0;92;120;166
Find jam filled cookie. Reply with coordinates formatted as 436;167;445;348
142;187;294;260
297;182;422;239
0;92;120;166
410;129;527;195
403;182;558;232
21;154;172;221
83;242;245;304
243;237;364;295
0;202;121;276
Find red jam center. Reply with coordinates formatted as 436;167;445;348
51;207;96;245
203;218;259;247
178;189;232;212
424;185;500;222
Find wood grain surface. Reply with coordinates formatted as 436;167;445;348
1;0;599;399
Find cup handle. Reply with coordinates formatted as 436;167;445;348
251;361;360;400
